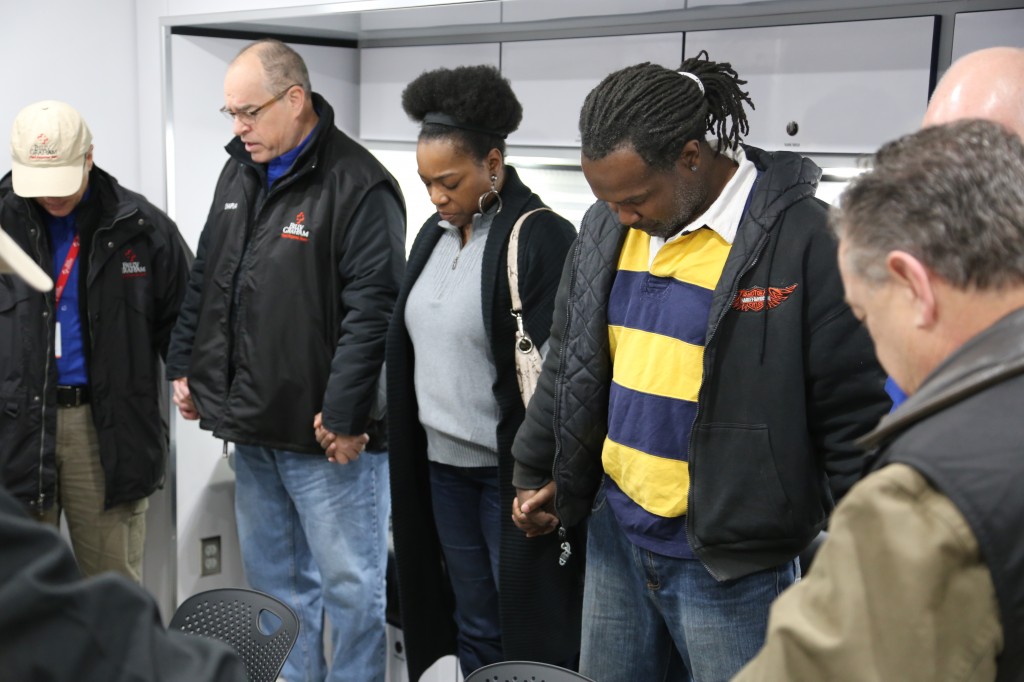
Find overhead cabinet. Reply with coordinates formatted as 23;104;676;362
502;33;684;147
502;0;689;22
952;8;1024;59
359;43;501;142
685;17;937;155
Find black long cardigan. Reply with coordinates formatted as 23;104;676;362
386;166;581;681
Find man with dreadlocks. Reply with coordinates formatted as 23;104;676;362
510;52;890;681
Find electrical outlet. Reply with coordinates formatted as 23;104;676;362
201;536;222;576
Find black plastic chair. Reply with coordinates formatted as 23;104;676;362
466;661;596;682
169;587;299;682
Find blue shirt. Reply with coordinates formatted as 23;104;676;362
885;376;908;410
47;188;90;386
266;124;317;188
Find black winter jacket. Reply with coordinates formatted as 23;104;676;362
860;306;1024;682
513;146;890;581
0;167;192;511
0;484;247;680
387;167;580;682
166;95;405;453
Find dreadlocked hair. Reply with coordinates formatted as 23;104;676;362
579;51;753;170
402;64;523;161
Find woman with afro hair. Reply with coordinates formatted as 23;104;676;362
385;64;581;679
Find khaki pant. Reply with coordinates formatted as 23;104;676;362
34;404;148;582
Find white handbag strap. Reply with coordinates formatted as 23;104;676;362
507;207;552;314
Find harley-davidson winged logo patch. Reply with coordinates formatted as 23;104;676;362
732;284;798;312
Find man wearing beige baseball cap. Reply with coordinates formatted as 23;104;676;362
0;100;193;582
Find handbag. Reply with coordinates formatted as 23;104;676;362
507;207;552;407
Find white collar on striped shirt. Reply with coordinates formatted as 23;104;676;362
648;144;757;266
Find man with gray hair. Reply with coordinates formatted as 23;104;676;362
734;119;1024;681
167;39;405;682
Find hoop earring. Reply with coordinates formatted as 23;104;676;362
478;174;503;215
690;165;698;172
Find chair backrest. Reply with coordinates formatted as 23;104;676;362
465;661;596;682
169;588;299;682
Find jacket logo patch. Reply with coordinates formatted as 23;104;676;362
122;248;148;278
281;211;309;242
224;202;238;210
732;284;797;312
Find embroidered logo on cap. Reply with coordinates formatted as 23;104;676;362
732;284;798;312
281;211;310;242
28;133;59;161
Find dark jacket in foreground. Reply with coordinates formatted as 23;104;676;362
513;146;889;581
859;306;1024;682
387;167;581;682
166;95;405;453
0;484;246;681
0;167;192;511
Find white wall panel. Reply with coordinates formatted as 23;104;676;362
686;17;936;154
952;8;1024;60
360;44;501;142
0;0;139;190
502;33;684;147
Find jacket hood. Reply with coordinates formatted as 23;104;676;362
742;145;822;237
861;305;1024;451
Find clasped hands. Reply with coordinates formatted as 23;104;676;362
313;412;368;464
512;481;560;537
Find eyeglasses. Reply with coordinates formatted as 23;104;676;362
220;84;300;125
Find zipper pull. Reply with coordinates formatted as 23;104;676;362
557;526;572;566
222;441;229;459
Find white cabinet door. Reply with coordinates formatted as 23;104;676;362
359;44;501;143
502;33;684;147
952;8;1024;60
686;17;936;154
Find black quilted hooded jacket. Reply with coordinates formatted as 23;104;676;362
512;145;890;581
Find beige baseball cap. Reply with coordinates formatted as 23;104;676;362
10;100;92;198
0;223;52;291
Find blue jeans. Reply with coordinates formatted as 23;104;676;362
234;445;390;682
428;462;502;677
580;485;799;682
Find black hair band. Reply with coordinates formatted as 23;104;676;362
423;112;507;139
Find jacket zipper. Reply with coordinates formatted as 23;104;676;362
87;209;139;507
685;231;770;581
549;227;585;563
218;159;318;436
29;211;53;510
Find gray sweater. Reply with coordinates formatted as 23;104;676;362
404;210;500;468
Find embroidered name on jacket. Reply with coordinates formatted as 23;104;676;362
732;284;798;312
281;211;310;241
122;248;148;278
